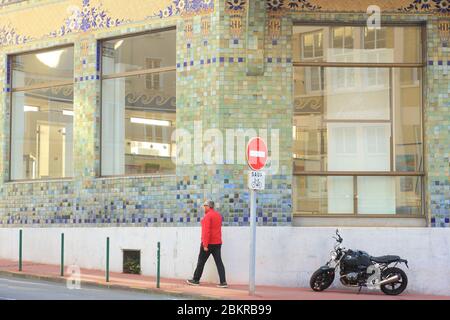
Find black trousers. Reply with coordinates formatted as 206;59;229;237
193;244;226;283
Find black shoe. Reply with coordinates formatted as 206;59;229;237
186;279;200;286
217;282;228;288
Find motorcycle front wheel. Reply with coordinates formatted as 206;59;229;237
380;267;408;296
310;269;335;292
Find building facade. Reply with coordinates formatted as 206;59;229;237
0;0;449;294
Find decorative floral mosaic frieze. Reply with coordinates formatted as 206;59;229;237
152;0;214;19
399;0;450;14
49;0;126;37
267;0;321;12
262;0;450;14
226;0;246;11
267;0;284;12
286;0;320;10
0;24;31;46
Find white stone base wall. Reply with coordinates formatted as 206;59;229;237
0;227;449;295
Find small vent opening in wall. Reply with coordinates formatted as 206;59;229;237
123;250;141;275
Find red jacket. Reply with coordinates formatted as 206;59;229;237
201;209;223;247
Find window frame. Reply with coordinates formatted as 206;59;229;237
292;21;426;218
8;44;75;182
301;30;324;60
362;27;390;89
98;26;177;178
331;26;355;52
300;30;324;94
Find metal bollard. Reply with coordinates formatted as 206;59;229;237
60;233;65;277
157;242;161;289
106;237;110;282
19;230;23;272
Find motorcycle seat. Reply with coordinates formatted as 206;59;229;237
370;255;401;264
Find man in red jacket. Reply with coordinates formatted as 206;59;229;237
187;200;227;288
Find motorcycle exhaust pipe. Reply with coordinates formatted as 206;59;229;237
379;275;400;286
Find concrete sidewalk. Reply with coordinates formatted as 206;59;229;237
0;259;449;300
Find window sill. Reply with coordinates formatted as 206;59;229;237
5;174;177;184
293;171;425;176
5;177;73;184
293;215;427;227
293;213;424;219
98;173;176;180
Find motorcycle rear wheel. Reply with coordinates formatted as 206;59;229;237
380;267;408;296
310;269;335;292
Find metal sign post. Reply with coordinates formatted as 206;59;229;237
248;171;265;296
249;188;257;295
246;137;268;296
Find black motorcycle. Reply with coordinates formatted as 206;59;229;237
310;230;409;296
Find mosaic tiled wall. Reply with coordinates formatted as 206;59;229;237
0;0;449;228
214;0;293;225
426;16;450;228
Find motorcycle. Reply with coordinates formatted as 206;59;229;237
310;230;409;296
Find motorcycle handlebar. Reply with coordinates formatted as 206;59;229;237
335;229;343;242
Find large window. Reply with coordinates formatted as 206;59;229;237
101;29;176;176
10;47;74;180
293;25;424;216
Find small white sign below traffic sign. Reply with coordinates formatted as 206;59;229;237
248;171;266;191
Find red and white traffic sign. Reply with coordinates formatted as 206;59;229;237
246;137;268;171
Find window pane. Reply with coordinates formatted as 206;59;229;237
293;66;325;171
325;67;390;120
293;25;422;63
294;67;393;172
294;66;424;173
314;33;323;57
357;176;422;215
332;27;344;49
332;27;357;50
364;28;376;49
302;34;314;59
294;175;423;215
394;68;422;172
328;123;391;171
11;86;74;180
102;29;176;76
101;72;176;176
295;28;323;62
12;47;74;88
293;115;325;172
293;176;354;214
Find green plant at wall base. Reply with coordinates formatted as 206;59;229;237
124;260;141;275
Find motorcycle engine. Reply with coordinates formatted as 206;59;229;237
340;272;361;286
346;273;359;282
340;250;372;286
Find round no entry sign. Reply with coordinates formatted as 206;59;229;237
246;137;268;171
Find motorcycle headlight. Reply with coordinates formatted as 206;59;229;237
330;251;338;261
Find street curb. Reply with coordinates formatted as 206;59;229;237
0;270;219;300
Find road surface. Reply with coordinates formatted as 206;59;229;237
0;275;182;300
